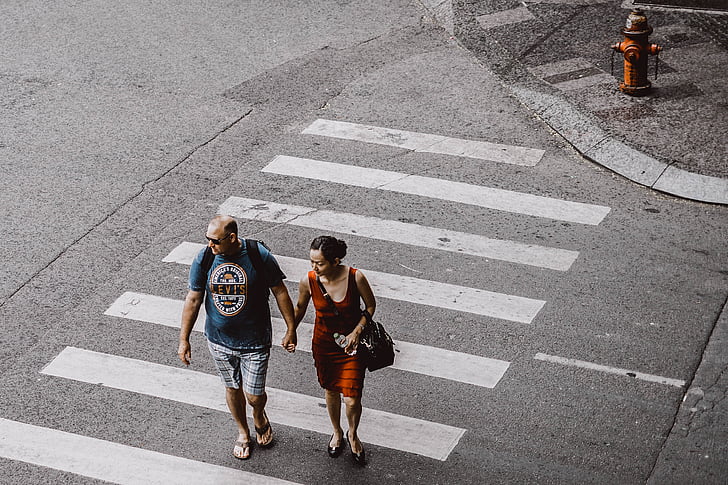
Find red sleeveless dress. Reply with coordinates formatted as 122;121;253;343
309;267;366;398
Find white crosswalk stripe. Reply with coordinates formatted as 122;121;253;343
104;291;511;389
164;241;545;323
302;118;545;166
41;347;466;461
218;196;579;271
262;155;610;225
0;418;299;485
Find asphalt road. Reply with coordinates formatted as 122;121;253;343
1;1;726;484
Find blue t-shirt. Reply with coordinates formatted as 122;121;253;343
189;240;286;350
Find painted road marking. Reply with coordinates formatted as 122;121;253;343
164;242;546;323
527;58;598;79
301;119;545;166
105;291;511;389
527;57;614;91
476;6;535;29
262;155;610;225
0;418;299;485
41;347;466;461
548;74;614;91
534;353;686;387
218;197;579;271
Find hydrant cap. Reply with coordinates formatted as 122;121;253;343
623;9;652;34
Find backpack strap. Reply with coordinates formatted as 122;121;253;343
245;239;269;286
201;246;214;273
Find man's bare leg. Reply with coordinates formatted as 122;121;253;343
246;392;273;446
226;387;251;458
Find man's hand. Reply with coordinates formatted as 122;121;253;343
178;340;192;365
281;329;297;353
179;290;203;366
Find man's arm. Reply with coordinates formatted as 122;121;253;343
178;289;204;365
271;282;297;353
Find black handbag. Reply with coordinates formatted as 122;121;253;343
315;276;395;372
358;309;395;372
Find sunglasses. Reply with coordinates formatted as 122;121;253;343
205;233;232;245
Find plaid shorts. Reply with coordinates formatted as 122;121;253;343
207;341;270;395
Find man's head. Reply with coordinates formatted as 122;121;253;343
206;215;240;255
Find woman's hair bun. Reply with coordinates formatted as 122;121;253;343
310;235;347;262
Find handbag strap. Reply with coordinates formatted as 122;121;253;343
315;276;340;316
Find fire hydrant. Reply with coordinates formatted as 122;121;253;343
611;9;662;95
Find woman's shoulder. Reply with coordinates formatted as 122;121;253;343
352;266;370;283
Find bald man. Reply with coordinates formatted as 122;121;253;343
178;215;297;460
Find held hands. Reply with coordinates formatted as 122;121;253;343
178;340;191;366
281;330;298;353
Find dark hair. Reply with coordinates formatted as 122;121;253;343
310;236;347;263
223;219;238;237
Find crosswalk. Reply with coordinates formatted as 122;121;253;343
163;241;546;323
3;118;614;483
0;418;300;485
41;347;465;461
104;291;511;388
262;155;610;225
218;196;580;271
301;118;546;166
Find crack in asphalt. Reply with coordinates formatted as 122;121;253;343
0;109;253;311
645;291;728;481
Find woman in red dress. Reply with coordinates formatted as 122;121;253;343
293;236;376;466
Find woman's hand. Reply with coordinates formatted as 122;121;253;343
344;327;363;355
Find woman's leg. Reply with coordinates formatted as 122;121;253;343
325;389;344;446
343;395;363;454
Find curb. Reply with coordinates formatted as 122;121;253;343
421;0;728;205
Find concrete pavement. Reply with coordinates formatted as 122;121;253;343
420;0;728;483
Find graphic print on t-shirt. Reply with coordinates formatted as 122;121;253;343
209;263;248;316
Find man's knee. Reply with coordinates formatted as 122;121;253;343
226;386;244;399
246;391;267;408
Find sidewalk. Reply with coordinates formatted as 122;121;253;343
423;0;728;205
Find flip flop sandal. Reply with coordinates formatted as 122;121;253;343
255;412;274;448
233;439;251;460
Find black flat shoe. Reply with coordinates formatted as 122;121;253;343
346;430;366;466
351;449;366;466
328;434;344;458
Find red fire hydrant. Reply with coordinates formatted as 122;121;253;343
611;9;662;95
